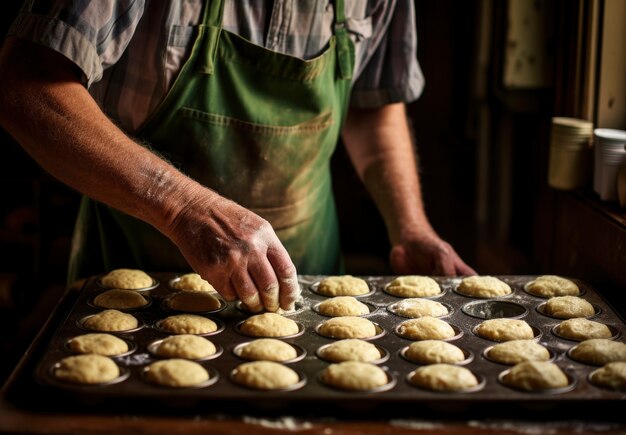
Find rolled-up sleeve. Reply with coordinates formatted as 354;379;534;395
8;0;145;87
350;0;424;108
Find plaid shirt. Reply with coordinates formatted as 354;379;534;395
10;0;424;132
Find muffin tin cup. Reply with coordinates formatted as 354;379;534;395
76;313;145;334
497;368;578;395
405;371;486;394
232;341;307;363
399;345;474;366
386;301;454;319
309;281;376;298
318;371;396;393
160;294;228;315
471;324;542;343
315;343;390;365
522;281;586;299
550;323;621;342
147;339;224;362
234;320;306;340
394;323;464;342
482;345;557;366
48;362;131;388
235;300;308;316
382;282;446;299
315;322;386;341
141;364;220;389
312;301;377;317
96;277;159;292
87;292;153;312
153;317;226;337
461;300;528;320
535;301;601;319
63;336;137;359
230;368;308;392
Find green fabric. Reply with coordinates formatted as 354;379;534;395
68;0;354;282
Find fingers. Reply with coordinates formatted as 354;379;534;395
229;269;263;313
267;245;300;311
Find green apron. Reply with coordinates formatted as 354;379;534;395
68;0;355;283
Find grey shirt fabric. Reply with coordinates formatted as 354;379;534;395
9;0;424;132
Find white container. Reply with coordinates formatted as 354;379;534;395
593;128;626;201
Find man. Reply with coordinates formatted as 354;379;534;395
0;1;475;313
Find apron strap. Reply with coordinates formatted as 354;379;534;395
198;0;225;75
334;0;353;81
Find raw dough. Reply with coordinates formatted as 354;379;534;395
240;313;299;337
385;276;441;298
486;339;550;364
144;359;209;387
54;354;120;384
83;309;138;332
475;318;534;341
396;317;456;341
408;364;479;391
68;333;128;356
93;289;148;309
317;296;369;317
543;296;595;319
317;339;382;363
501;361;569;391
237;338;298;362
166;291;222;312
404;340;466;364
388;298;448;318
231;361;300;390
569;339;626;365
153;334;217;359
100;268;153;289
456;276;511;298
556;318;613;341
159;314;218;335
589;362;626;390
321;361;388;391
171;273;216;292
317;316;378;339
316;276;370;296
526;275;579;297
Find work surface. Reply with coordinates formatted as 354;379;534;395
1;274;626;434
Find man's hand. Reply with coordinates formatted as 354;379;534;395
167;190;300;312
389;230;476;276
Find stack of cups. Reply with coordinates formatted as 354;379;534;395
593;128;626;201
548;117;593;190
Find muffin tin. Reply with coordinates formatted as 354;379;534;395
30;274;626;417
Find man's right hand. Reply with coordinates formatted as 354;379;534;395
166;188;301;312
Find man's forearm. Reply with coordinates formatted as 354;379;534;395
0;37;205;237
341;103;434;245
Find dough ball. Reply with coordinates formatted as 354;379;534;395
408;364;479;391
526;275;579;297
100;268;153;289
171;273;216;292
68;333;128;356
237;338;298;362
389;298;448;318
159;314;218;335
501;361;569;391
317;316;377;339
54;354;120;384
231;361;300;390
321;361;389;391
145;359;209;387
166;291;222;312
317;339;382;363
556;318;613;341
569;339;626;365
240;313;299;337
83;309;138;332
396;317;456;341
316;276;370;296
385;276;441;298
589;362;626;390
317;296;369;317
93;289;148;309
543;296;595;319
153;335;217;359
457;276;511;298
475;319;534;341
486;340;550;365
404;340;466;364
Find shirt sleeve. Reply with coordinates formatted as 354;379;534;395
350;0;424;108
8;0;145;87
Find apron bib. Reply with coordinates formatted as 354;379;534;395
68;0;354;282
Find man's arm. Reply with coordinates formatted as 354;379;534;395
341;102;476;276
0;37;299;310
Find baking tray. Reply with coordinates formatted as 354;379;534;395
10;274;626;418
